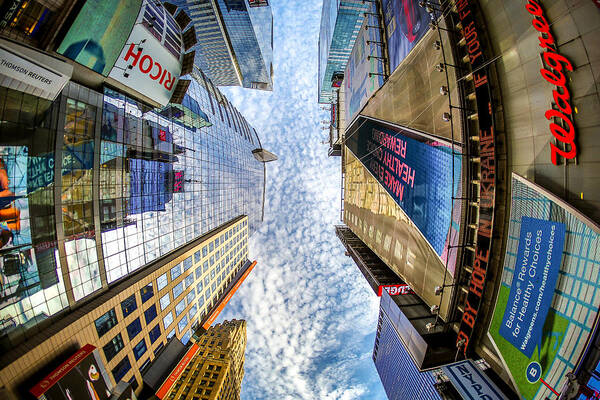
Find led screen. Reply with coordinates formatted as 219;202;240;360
382;0;434;73
57;0;142;76
345;120;461;258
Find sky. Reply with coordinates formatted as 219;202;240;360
215;1;388;399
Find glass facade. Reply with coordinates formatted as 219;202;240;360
0;73;264;350
318;0;369;103
373;306;441;400
172;0;273;90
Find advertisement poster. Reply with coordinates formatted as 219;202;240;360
30;345;112;400
345;120;461;259
382;0;433;73
344;15;385;124
498;217;565;357
108;0;183;106
57;0;142;76
488;174;600;400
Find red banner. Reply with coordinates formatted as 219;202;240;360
155;343;200;399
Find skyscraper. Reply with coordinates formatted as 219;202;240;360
157;319;247;400
0;2;275;397
170;0;273;90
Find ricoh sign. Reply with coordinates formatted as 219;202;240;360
109;19;182;106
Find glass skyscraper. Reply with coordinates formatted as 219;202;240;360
373;291;442;400
172;0;273;90
0;72;265;352
318;0;369;103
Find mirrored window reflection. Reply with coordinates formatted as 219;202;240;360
0;87;66;348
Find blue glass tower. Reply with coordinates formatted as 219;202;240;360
318;0;369;103
171;0;273;90
373;291;442;400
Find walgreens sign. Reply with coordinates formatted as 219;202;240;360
109;24;181;106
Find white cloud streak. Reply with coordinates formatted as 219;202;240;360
217;1;387;399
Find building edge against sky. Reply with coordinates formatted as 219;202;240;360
168;0;274;91
0;0;276;398
322;0;600;398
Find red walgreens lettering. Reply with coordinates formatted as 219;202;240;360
124;43;177;91
525;0;577;165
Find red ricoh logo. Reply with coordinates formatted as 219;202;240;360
124;43;176;90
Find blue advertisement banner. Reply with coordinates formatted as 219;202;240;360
382;0;434;73
345;120;461;257
344;14;384;124
499;216;566;358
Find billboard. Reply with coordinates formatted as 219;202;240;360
442;360;509;400
377;284;412;296
57;0;142;76
344;16;385;125
345;120;461;260
108;0;183;106
30;344;112;400
488;174;600;400
155;343;199;399
382;0;433;73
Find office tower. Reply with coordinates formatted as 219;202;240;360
157;319;247;400
331;0;600;399
0;1;275;397
317;0;369;104
373;291;441;400
170;0;273;90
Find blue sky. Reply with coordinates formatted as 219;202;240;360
216;1;388;399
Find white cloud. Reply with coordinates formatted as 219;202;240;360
217;1;387;399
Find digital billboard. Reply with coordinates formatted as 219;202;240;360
107;0;183;106
488;174;600;400
382;0;434;73
344;15;385;124
57;0;142;76
345;119;461;260
30;344;112;400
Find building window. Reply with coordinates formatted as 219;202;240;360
163;311;174;329
197;281;203;292
181;328;192;345
157;273;168;291
188;304;197;319
185;274;194;288
195;265;202;280
140;283;154;303
202;246;207;257
128;375;139;390
149;324;161;343
121;294;137;317
103;333;124;362
183;256;193;271
167;328;176;339
140;358;151;373
186;289;195;305
203;261;209;273
127;318;142;340
144;304;158;324
133;339;147;360
95;309;118;338
195;250;201;263
178;315;188;332
173;282;184;299
171;263;182;281
160;293;170;311
209;242;214;253
112;356;132;382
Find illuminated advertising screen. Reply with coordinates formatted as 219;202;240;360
57;0;142;76
108;0;183;106
30;344;112;400
488;174;600;400
382;0;434;73
345;119;461;258
344;16;385;124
